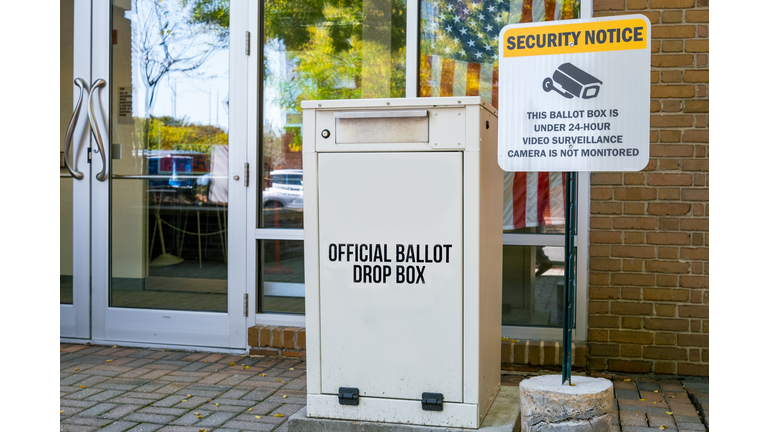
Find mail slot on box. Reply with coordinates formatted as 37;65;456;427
301;97;503;429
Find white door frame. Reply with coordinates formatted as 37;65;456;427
61;0;93;340
84;0;248;350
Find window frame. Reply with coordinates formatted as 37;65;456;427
249;0;593;340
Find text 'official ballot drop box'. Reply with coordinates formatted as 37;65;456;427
301;97;502;429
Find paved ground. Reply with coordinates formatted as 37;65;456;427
61;343;708;431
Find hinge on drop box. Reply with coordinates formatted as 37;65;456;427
421;392;443;411
338;387;359;406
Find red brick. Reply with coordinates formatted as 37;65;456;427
622;287;643;300
682;130;709;142
644;288;690;302
648;203;691;216
659;188;680;201
259;327;271;347
683;100;708;113
660;71;683;84
590;287;621;299
283;327;298;350
679;305;708;318
650;0;695;7
644;346;688;360
612;245;656;258
590;315;621;329
677;363;708;376
591;231;622;244
680;247;708;260
621;344;642;357
680;218;708;231
591;244;611;257
685;40;709;53
624;172;646;185
678;334;709;347
646;261;690;274
655;362;676;375
644;318;690;331
624;203;646;215
622;317;643;329
590;258;622;272
612;273;655;286
593;0;625;11
624;232;645;245
610;330;654;345
657;274;679;287
589;343;620;357
247;326;259;347
683;70;709;83
296;329;307;350
613;217;657;230
608;359;652;373
658;247;679;259
655;304;677;317
591;217;612;230
685;10;709;22
611;302;654;316
655;333;677;345
659;130;681;142
249;347;280;356
591;187;613;200
652;25;696;39
648;232;691;245
681;188;708;201
650;144;694;157
698;26;708;38
648;173;693;186
651;85;695;98
681;275;709;288
627;0;648;9
589;300;611;314
662;11;683;23
590;272;610;285
591;202;622;215
614;187;658;201
681;159;708;172
651;54;694;67
271;327;284;349
592;172;623;185
589;329;609;342
283;350;306;358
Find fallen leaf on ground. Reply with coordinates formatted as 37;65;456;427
74;368;79;371
248;408;252;411
78;385;87;388
659;426;667;430
654;390;658;393
60;410;64;414
112;345;117;348
105;359;113;363
187;394;192;397
215;403;219;406
623;379;631;382
666;412;673;415
289;368;294;371
244;366;249;369
283;395;288;398
274;414;284;417
182;400;188;402
639;398;647;401
259;374;266;377
255;415;261;419
229;362;236;366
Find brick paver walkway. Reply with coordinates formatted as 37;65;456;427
60;344;306;432
61;344;708;431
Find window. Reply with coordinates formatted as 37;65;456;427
418;0;588;340
257;0;408;315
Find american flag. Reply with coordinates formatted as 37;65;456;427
419;0;578;229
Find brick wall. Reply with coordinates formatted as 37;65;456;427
587;0;708;376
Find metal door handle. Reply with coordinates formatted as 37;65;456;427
87;79;108;181
64;78;87;180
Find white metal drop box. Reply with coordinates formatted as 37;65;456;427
301;97;503;429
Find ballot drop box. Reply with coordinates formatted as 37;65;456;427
301;97;502;429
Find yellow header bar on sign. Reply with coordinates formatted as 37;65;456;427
502;18;648;58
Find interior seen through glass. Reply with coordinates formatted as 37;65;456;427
258;0;408;312
109;0;230;312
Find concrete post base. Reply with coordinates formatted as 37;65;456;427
519;375;613;432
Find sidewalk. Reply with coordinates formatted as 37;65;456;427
60;343;708;432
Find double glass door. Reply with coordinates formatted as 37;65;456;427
61;0;247;348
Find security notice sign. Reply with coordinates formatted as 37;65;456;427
497;15;651;172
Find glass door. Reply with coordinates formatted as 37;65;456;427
66;0;248;349
61;0;92;339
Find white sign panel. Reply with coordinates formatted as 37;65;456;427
497;15;651;172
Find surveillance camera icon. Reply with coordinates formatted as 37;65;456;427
543;63;602;100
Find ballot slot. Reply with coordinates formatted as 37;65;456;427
334;110;429;144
